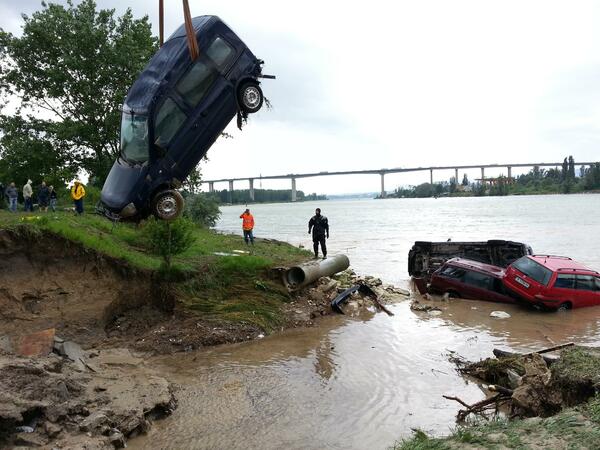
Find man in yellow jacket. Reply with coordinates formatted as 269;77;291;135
71;180;86;215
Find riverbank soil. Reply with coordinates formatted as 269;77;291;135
0;348;176;449
0;214;409;447
395;346;600;449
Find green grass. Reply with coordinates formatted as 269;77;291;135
0;210;309;271
393;396;600;450
0;210;311;331
552;346;600;386
178;255;291;331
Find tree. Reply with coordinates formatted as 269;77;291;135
142;217;195;267
461;173;469;186
184;194;221;227
568;155;576;180
0;115;78;187
561;158;568;182
0;0;157;182
449;176;457;193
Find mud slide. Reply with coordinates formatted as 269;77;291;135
0;228;157;348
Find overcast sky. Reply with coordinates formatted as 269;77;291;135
2;0;600;194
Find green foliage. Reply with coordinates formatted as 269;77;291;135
582;162;600;190
213;188;327;204
0;0;157;181
184;194;221;227
141;217;196;266
0;116;78;189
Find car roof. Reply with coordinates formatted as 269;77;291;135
444;258;506;277
528;255;598;274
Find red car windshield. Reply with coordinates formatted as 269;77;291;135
512;257;553;285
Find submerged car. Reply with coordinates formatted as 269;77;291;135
503;255;600;311
429;258;515;304
100;16;271;220
408;240;533;281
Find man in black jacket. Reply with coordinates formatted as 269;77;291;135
308;208;329;259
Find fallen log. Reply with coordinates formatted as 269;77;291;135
492;342;575;365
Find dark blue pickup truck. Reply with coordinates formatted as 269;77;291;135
100;16;270;220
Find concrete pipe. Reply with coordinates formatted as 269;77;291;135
284;254;350;290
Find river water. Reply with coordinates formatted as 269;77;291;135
130;195;600;450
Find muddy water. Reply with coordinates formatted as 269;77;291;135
131;299;600;450
130;195;600;449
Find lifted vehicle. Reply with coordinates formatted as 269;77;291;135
503;255;600;311
429;258;515;304
408;240;533;282
100;15;272;221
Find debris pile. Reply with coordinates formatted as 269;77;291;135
447;343;600;421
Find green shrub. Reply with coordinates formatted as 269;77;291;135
141;217;196;266
184;194;221;227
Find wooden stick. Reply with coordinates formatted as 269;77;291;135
443;395;471;409
370;296;394;316
524;342;574;356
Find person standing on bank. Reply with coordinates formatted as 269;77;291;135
49;186;58;212
5;182;18;212
38;181;50;212
71;180;86;215
23;179;33;212
239;208;255;245
308;208;329;259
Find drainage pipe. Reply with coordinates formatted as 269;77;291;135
284;254;350;290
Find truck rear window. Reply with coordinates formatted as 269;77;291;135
512;257;553;286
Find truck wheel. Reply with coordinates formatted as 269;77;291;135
152;190;184;221
238;82;263;114
556;302;571;312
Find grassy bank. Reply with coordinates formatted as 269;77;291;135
394;395;600;449
0;210;311;330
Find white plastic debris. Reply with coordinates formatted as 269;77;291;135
490;311;511;319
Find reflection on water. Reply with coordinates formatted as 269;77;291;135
130;195;600;449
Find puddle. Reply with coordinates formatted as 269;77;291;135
129;298;600;449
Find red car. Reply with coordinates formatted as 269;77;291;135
503;255;600;311
429;258;515;304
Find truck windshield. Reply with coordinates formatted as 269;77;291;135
120;112;149;164
512;257;553;285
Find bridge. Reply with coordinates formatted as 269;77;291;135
201;161;597;202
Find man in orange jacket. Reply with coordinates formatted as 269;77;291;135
239;208;255;245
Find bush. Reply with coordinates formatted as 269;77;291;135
141;217;196;266
184;194;221;227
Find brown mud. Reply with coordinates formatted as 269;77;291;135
0;348;176;449
0;228;404;448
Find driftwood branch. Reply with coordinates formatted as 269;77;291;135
443;393;509;421
369;296;394;316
